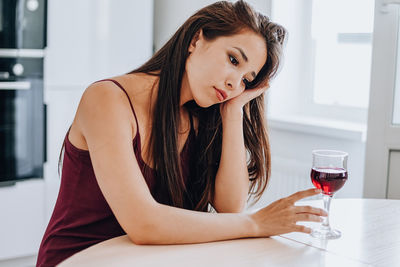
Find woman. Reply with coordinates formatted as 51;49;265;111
37;1;326;266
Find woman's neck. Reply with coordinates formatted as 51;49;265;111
124;72;193;118
123;72;192;138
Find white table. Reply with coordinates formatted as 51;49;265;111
58;199;400;267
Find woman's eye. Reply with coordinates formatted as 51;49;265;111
229;55;239;66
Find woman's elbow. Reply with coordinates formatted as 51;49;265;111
125;202;162;245
126;226;156;245
125;217;161;245
128;235;150;245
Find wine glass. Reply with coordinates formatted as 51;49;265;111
310;149;348;239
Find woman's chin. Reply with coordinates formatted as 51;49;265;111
197;101;216;108
192;97;211;108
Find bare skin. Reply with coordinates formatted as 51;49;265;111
67;29;327;245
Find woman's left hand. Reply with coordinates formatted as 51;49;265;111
220;86;268;117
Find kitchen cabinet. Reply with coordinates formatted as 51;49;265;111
0;179;45;260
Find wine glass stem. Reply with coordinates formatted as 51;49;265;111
322;194;332;230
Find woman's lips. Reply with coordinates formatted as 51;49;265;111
214;87;227;101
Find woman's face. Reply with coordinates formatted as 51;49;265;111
184;29;267;107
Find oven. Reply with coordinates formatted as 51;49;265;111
0;0;47;49
0;0;46;186
0;57;45;185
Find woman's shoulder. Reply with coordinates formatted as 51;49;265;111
85;76;129;98
81;79;136;118
73;77;139;143
82;73;156;111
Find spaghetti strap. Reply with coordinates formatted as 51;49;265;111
94;79;140;132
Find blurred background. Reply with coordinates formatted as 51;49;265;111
0;0;399;266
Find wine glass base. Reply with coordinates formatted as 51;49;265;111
310;228;341;239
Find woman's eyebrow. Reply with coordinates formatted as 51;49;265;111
233;46;248;62
233;46;256;79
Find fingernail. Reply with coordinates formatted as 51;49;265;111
315;189;322;193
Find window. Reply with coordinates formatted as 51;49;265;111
268;0;375;123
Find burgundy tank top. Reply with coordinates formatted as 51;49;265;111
36;79;195;267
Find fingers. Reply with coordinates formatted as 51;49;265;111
247;86;267;97
287;188;321;203
295;213;323;223
294;206;328;217
293;225;312;234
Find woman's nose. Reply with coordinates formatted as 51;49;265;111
226;76;241;91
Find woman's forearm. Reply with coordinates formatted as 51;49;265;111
213;107;249;213
132;203;257;245
131;189;327;245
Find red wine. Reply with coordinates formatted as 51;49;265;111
311;167;347;195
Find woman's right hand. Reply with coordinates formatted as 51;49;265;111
250;188;328;237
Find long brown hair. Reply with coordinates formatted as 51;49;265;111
129;0;286;211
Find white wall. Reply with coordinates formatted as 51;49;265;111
154;0;271;51
45;0;153;87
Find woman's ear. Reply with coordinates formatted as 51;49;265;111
188;29;204;53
